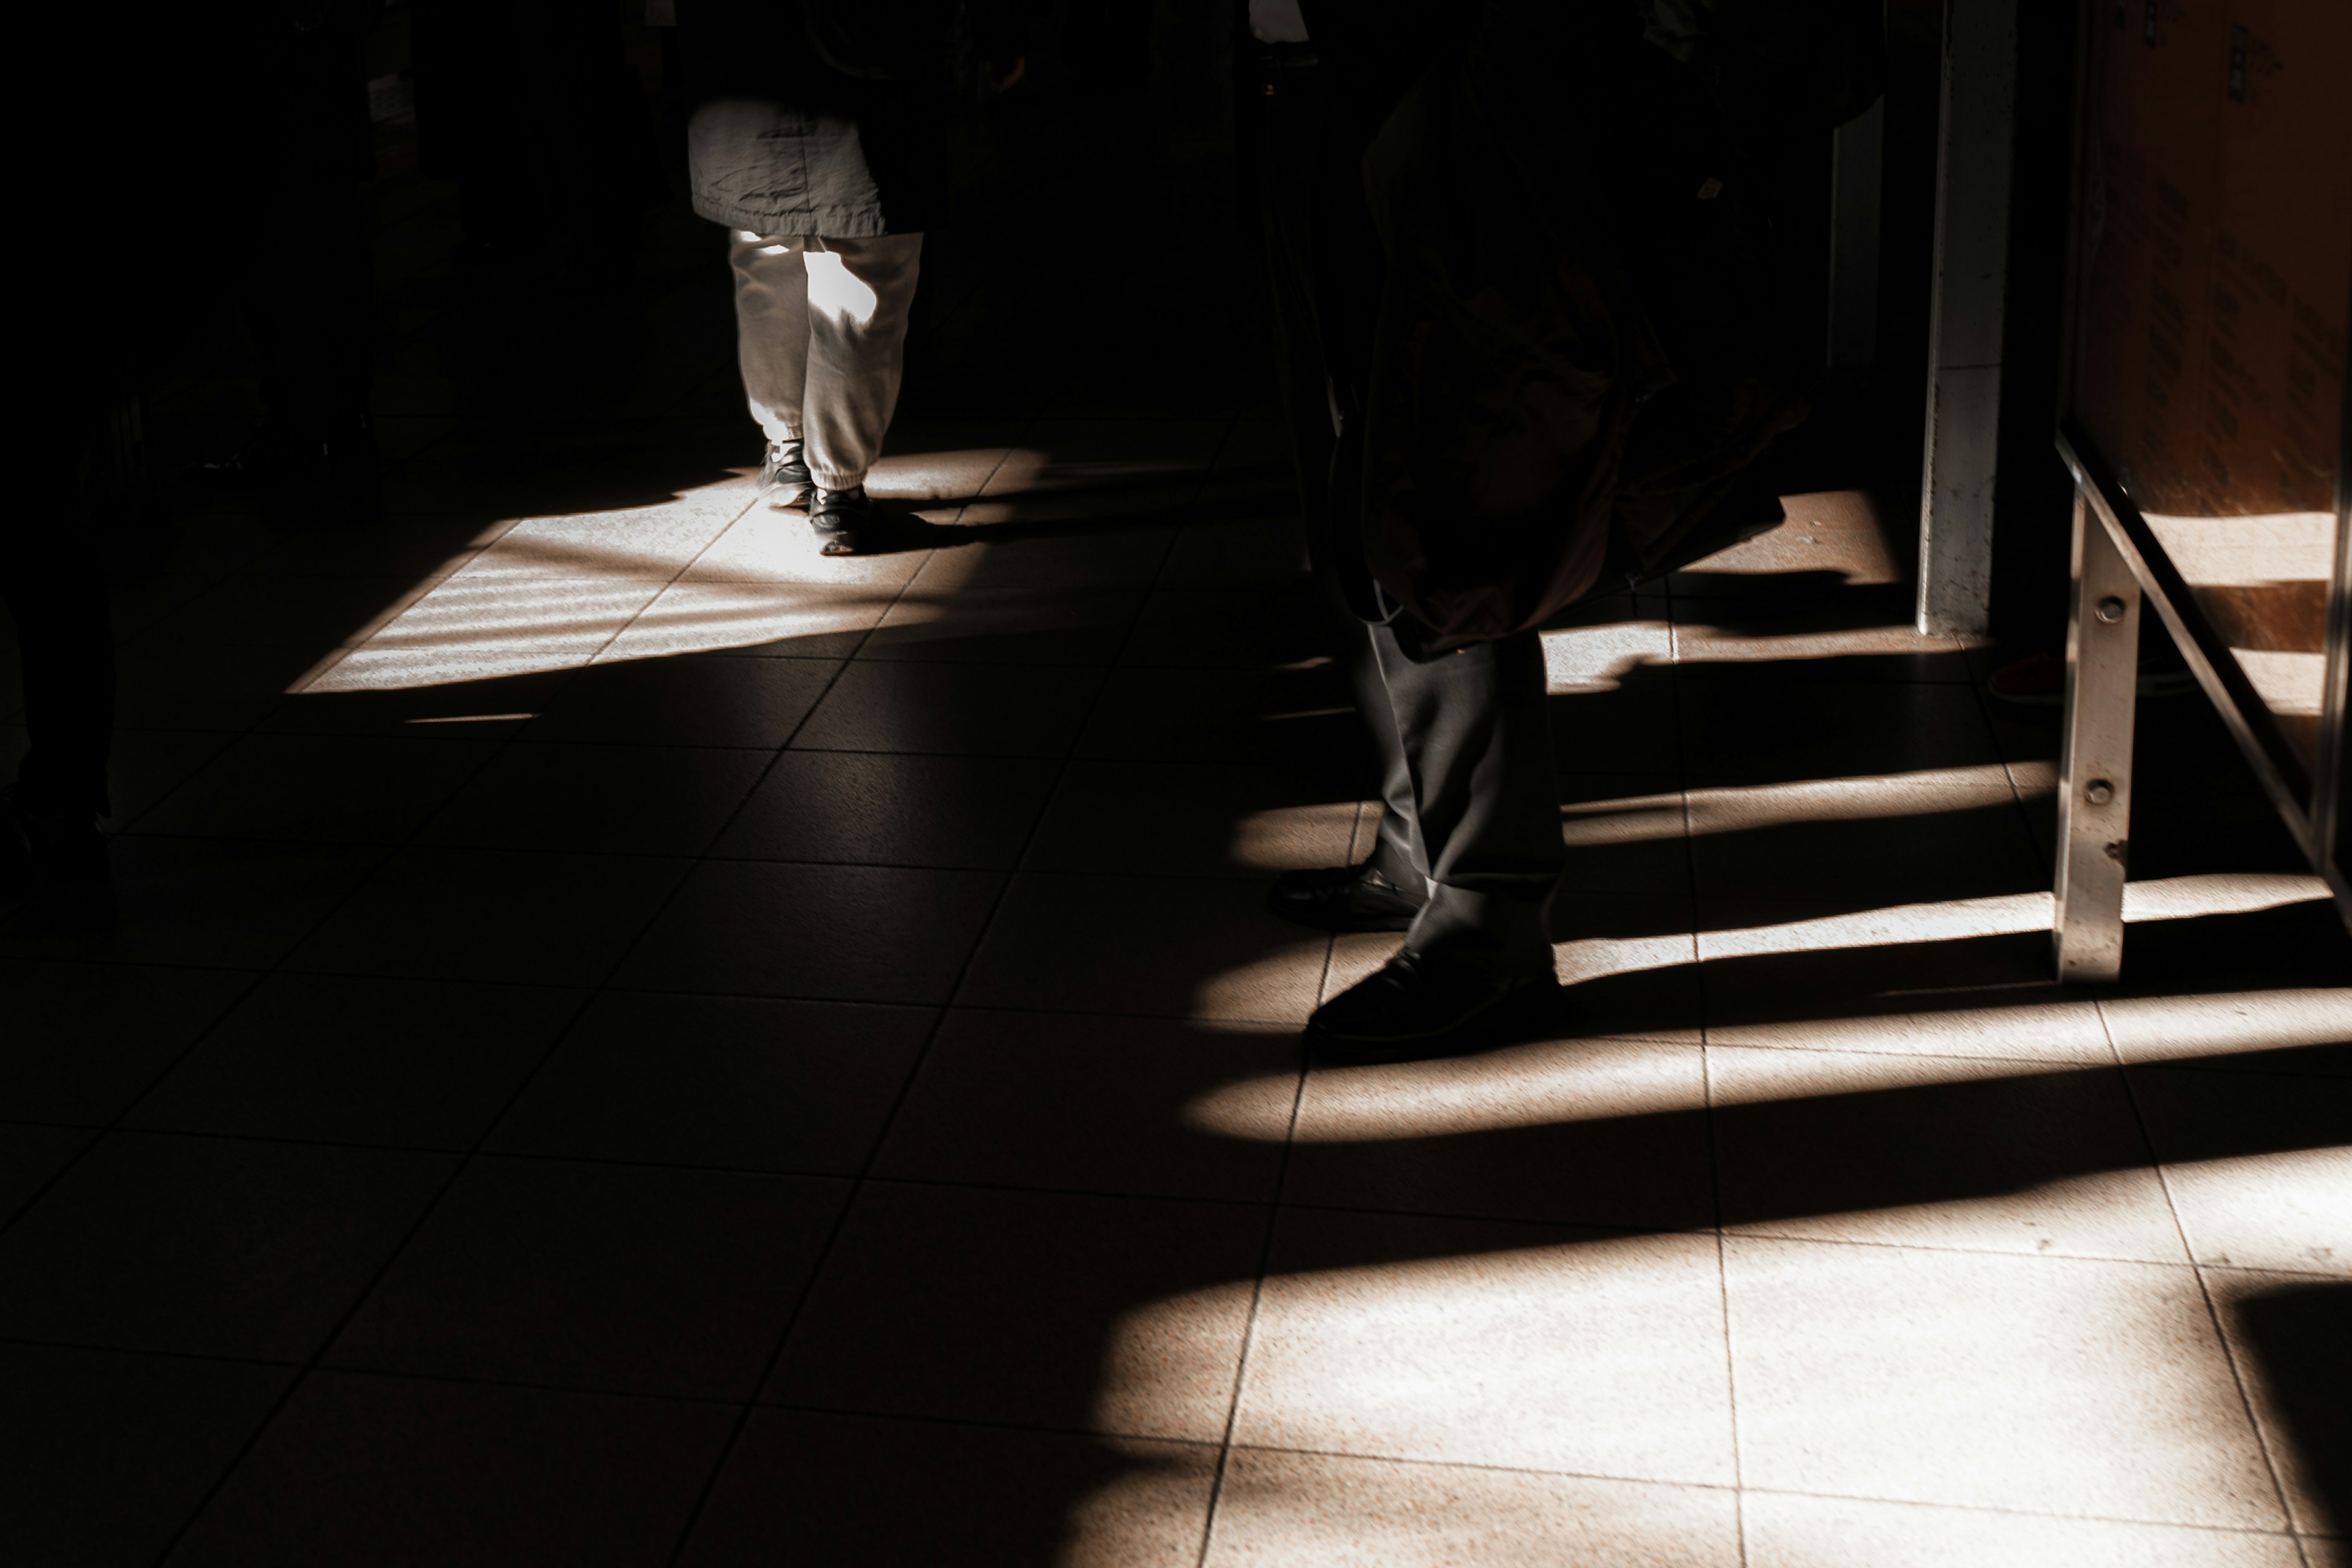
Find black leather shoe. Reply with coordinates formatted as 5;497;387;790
1269;862;1427;932
809;484;878;556
1306;947;1559;1061
760;440;813;508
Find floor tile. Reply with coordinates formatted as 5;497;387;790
596;578;888;660
1687;787;2043;905
123;974;584;1149
864;581;1148;664
1709;1046;2184;1261
1545;666;1687;775
1670;591;1968;685
326;1156;847;1398
149;570;438;651
1743;1490;2304;1567
1204;1449;1743;1568
2201;1267;2352;1539
293;640;593;694
1156;516;1312;592
1024;760;1359;880
285;847;690;987
1695;899;2114;1061
1079;666;1367;767
251;518;490;579
1234;1210;1735;1482
0;960;255;1123
526;651;840;748
678;1411;1217;1568
958;872;1329;1024
1675;680;2003;788
2126;1066;2352;1275
164;1371;734;1568
1666;511;1904;595
417;741;769;856
486;993;932;1172
1724;1236;2283;1528
1281;1037;1713;1229
1556;772;1696;895
1548;892;1708;1042
111;643;315;731
0;1131;456;1360
1121;586;1329;670
2;1342;296;1568
127;731;497;844
0;837;386;970
872;1011;1295;1200
361;572;666;656
711;749;1059;868
90;728;247;828
2100;987;2352;1076
792;660;1102;756
766;1182;1263;1439
451;507;741;581
616;861;1001;1002
0;1121;94;1223
684;505;932;586
258;666;576;736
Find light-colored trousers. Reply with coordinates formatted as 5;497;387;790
728;231;923;489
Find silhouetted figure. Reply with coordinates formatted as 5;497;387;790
1286;0;1882;1055
678;0;1025;555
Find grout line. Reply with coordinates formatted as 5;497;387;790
655;410;1237;1566
2097;1000;2309;1540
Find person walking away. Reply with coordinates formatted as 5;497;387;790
677;0;1024;556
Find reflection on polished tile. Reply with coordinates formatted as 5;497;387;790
1727;1237;2283;1527
1205;1448;1741;1567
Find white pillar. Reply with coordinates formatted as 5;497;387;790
1916;0;2019;637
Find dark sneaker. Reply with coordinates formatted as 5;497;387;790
760;440;813;508
1270;862;1428;932
1306;947;1559;1061
809;484;878;556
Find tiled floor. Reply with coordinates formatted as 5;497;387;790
7;47;2352;1568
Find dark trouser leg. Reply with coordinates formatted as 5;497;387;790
1373;623;1562;976
1260;63;1422;891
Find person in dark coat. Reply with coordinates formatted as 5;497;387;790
677;0;1024;555
1281;0;1876;1055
